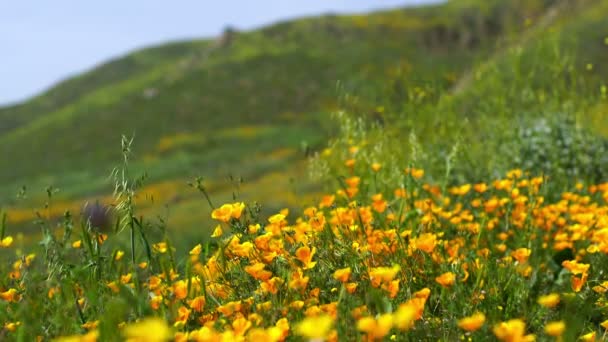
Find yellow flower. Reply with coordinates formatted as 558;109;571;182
230;241;254;257
96;234;108;245
48;287;59;299
174;332;187;342
188;327;220;342
369;265;401;287
148;276;162;291
246;328;282;342
295;246;317;270
210;225;223;238
414;288;431;300
189;244;202;255
506;169;523;179
107;281;120;293
123;317;171;342
0;236;14;247
450;184;471;196
345;176;361;188
579;331;596;342
231;202;245;219
232;317;252;336
4;321;20;332
384;279;400;298
172;280;188;300
245;262;273;281
435;272;456;288
458;312;486;332
511;248;531;264
211;204;233;223
572;273;588;293
295;315;333;339
0;288;20;302
268;213;286;225
493;319;535;342
261;277;284;294
333;267;352;283
561;260;590;275
413;233;438;253
25;253;36;266
544;321;565;337
53;330;99;342
290;300;305;310
72;240;82;249
592;280;608;294
81;320;99;330
371;194;387;213
345;282;358;294
248;223;260;234
319;195;335;208
115;250;125;261
120;273;132;284
211;202;245;222
371;163;382;172
537;293;560;308
474;183;488;193
188;296;205;312
275;318;290;341
150;295;163;311
153;242;168;254
174;306;191;326
394;303;417;331
408;168;424;179
357;314;394;340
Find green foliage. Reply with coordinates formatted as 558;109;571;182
507;115;608;185
320;0;608;191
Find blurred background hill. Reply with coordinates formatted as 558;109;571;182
1;0;607;246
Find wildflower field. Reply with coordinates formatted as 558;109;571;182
2;0;608;341
2;152;608;341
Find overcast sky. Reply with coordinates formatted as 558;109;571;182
0;1;439;106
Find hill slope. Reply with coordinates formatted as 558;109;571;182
1;0;604;242
316;0;608;196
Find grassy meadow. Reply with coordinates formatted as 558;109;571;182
2;0;608;340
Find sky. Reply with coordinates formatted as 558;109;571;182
0;1;439;106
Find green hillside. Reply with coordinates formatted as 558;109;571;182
1;0;607;244
316;0;608;191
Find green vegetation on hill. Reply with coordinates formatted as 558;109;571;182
0;0;606;245
317;0;608;193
